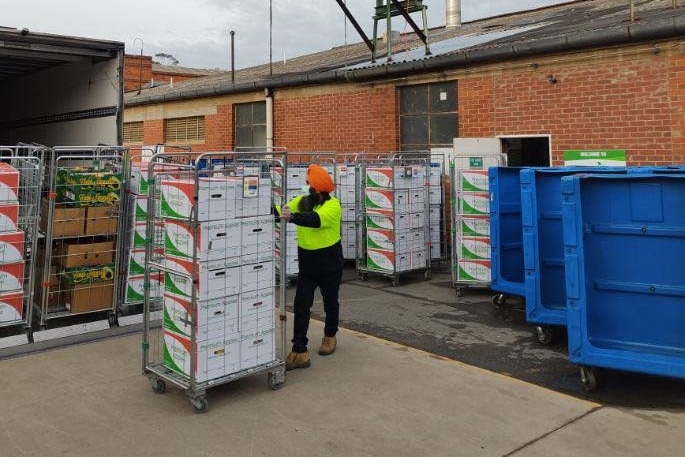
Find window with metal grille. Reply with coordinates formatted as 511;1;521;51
234;102;266;149
123;121;143;144
399;81;458;151
165;116;205;142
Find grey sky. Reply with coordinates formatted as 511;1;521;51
2;0;571;70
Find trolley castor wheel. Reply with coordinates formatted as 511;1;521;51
391;277;399;287
456;288;463;298
150;378;166;394
268;370;285;390
190;396;209;414
359;273;368;282
535;325;555;345
491;294;506;308
108;313;119;328
424;270;432;281
579;366;599;392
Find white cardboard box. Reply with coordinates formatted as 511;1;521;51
164;256;240;301
163;293;240;341
164;218;242;262
240;288;275;333
163;331;242;382
365;189;409;212
240;329;275;371
338;186;356;205
241;261;274;293
341;204;357;222
242;215;275;260
125;273;163;303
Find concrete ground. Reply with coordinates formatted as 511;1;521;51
2;319;683;457
1;267;683;456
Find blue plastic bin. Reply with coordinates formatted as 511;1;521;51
562;174;685;388
520;167;627;332
489;167;533;298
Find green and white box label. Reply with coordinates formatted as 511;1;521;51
457;236;491;260
458;193;489;215
457;259;491;282
460;217;490;237
460;171;489;192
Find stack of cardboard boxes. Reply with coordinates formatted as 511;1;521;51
272;166;302;277
0;163;24;323
125;164;164;303
336;164;357;260
41;166;121;313
364;166;427;273
455;168;492;283
428;163;444;260
160;172;276;382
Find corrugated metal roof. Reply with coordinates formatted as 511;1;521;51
346;24;547;70
126;0;684;105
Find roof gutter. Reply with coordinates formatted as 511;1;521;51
127;15;685;107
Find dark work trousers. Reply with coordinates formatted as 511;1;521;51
291;268;343;353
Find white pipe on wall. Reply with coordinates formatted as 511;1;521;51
265;88;274;151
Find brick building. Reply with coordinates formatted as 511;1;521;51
124;54;224;93
124;0;685;166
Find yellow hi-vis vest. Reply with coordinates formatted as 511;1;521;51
284;195;342;250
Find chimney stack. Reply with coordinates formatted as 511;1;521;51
446;0;462;28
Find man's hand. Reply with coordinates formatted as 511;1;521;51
281;206;292;221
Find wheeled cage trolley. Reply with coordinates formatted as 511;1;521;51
141;150;288;413
0;144;44;346
450;153;506;298
36;146;127;331
356;152;431;286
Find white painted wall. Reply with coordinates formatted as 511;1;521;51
0;56;121;146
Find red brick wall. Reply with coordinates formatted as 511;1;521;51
128;47;684;165
274;87;398;154
459;50;683;166
142;119;164;144
670;52;685;163
124;55;153;92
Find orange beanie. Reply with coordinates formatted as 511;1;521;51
307;164;335;193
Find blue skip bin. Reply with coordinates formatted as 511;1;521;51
520;167;626;344
562;174;685;391
489;167;534;303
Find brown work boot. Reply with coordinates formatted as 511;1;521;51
285;351;311;371
318;336;337;356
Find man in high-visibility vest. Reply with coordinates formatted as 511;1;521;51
280;164;343;371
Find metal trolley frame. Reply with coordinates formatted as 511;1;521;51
36;146;127;331
450;153;507;298
117;144;193;326
0;144;45;345
427;151;449;269
142;150;288;413
356;152;432;286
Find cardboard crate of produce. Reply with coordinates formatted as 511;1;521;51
56;240;114;268
61;263;115;285
64;280;114;313
40;200;85;237
85;206;118;235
